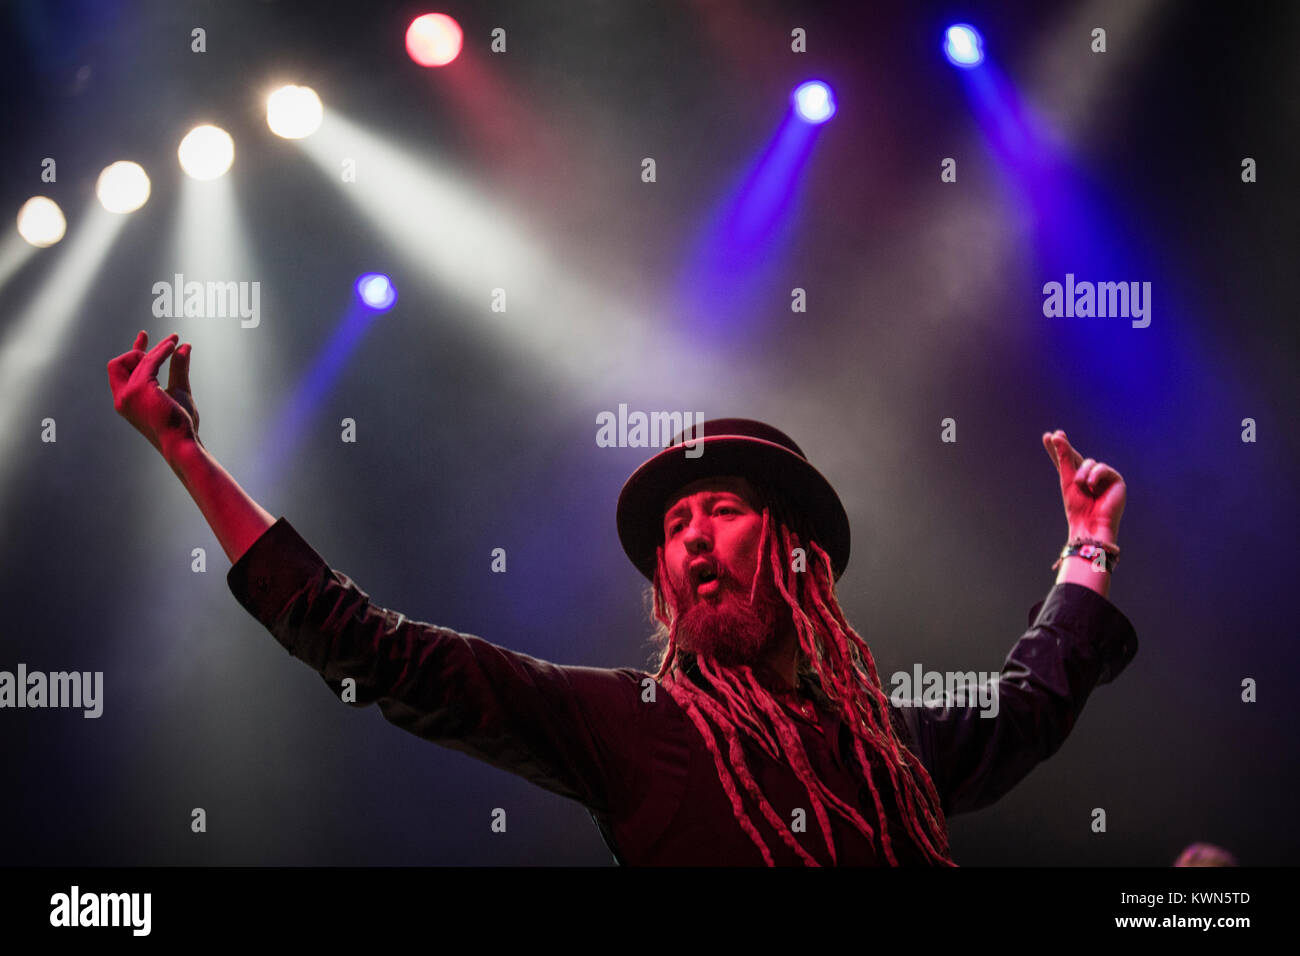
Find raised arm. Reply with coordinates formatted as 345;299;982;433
896;582;1137;816
107;330;274;562
895;429;1135;815
109;331;646;820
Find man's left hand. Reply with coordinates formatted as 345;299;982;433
1042;429;1126;545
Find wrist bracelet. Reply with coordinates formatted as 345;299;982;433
1051;535;1120;573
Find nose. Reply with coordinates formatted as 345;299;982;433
682;516;712;554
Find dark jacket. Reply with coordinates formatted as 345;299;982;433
227;517;1138;865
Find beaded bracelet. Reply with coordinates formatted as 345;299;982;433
1052;535;1120;573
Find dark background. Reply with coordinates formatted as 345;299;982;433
0;0;1296;865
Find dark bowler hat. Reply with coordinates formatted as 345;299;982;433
616;418;851;582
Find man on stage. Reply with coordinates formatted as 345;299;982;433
108;330;1136;865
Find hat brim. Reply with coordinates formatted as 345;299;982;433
616;435;850;582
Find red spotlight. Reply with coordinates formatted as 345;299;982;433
406;13;463;67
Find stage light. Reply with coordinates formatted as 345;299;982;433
16;196;66;247
944;24;985;68
178;125;235;180
406;13;463;67
267;85;323;139
356;273;397;310
792;81;836;124
96;161;151;214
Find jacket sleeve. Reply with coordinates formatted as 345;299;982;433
225;517;649;817
894;582;1138;816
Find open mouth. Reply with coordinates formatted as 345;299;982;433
694;566;721;595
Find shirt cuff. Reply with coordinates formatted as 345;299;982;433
1027;582;1138;684
226;516;329;656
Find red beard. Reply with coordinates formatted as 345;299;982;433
672;566;786;668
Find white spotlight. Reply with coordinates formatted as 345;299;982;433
16;197;67;248
178;125;235;180
267;85;323;139
96;161;152;213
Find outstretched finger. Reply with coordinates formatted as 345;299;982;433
132;333;179;384
167;343;191;393
1046;431;1080;485
1056;432;1084;469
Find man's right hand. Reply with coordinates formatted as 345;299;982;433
108;330;202;459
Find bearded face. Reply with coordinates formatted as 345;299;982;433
661;476;790;668
671;568;786;667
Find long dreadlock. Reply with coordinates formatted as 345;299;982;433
647;487;956;867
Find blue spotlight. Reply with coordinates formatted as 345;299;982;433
944;24;985;68
792;81;836;124
356;272;397;310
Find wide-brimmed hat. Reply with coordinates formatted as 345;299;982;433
616;418;850;581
